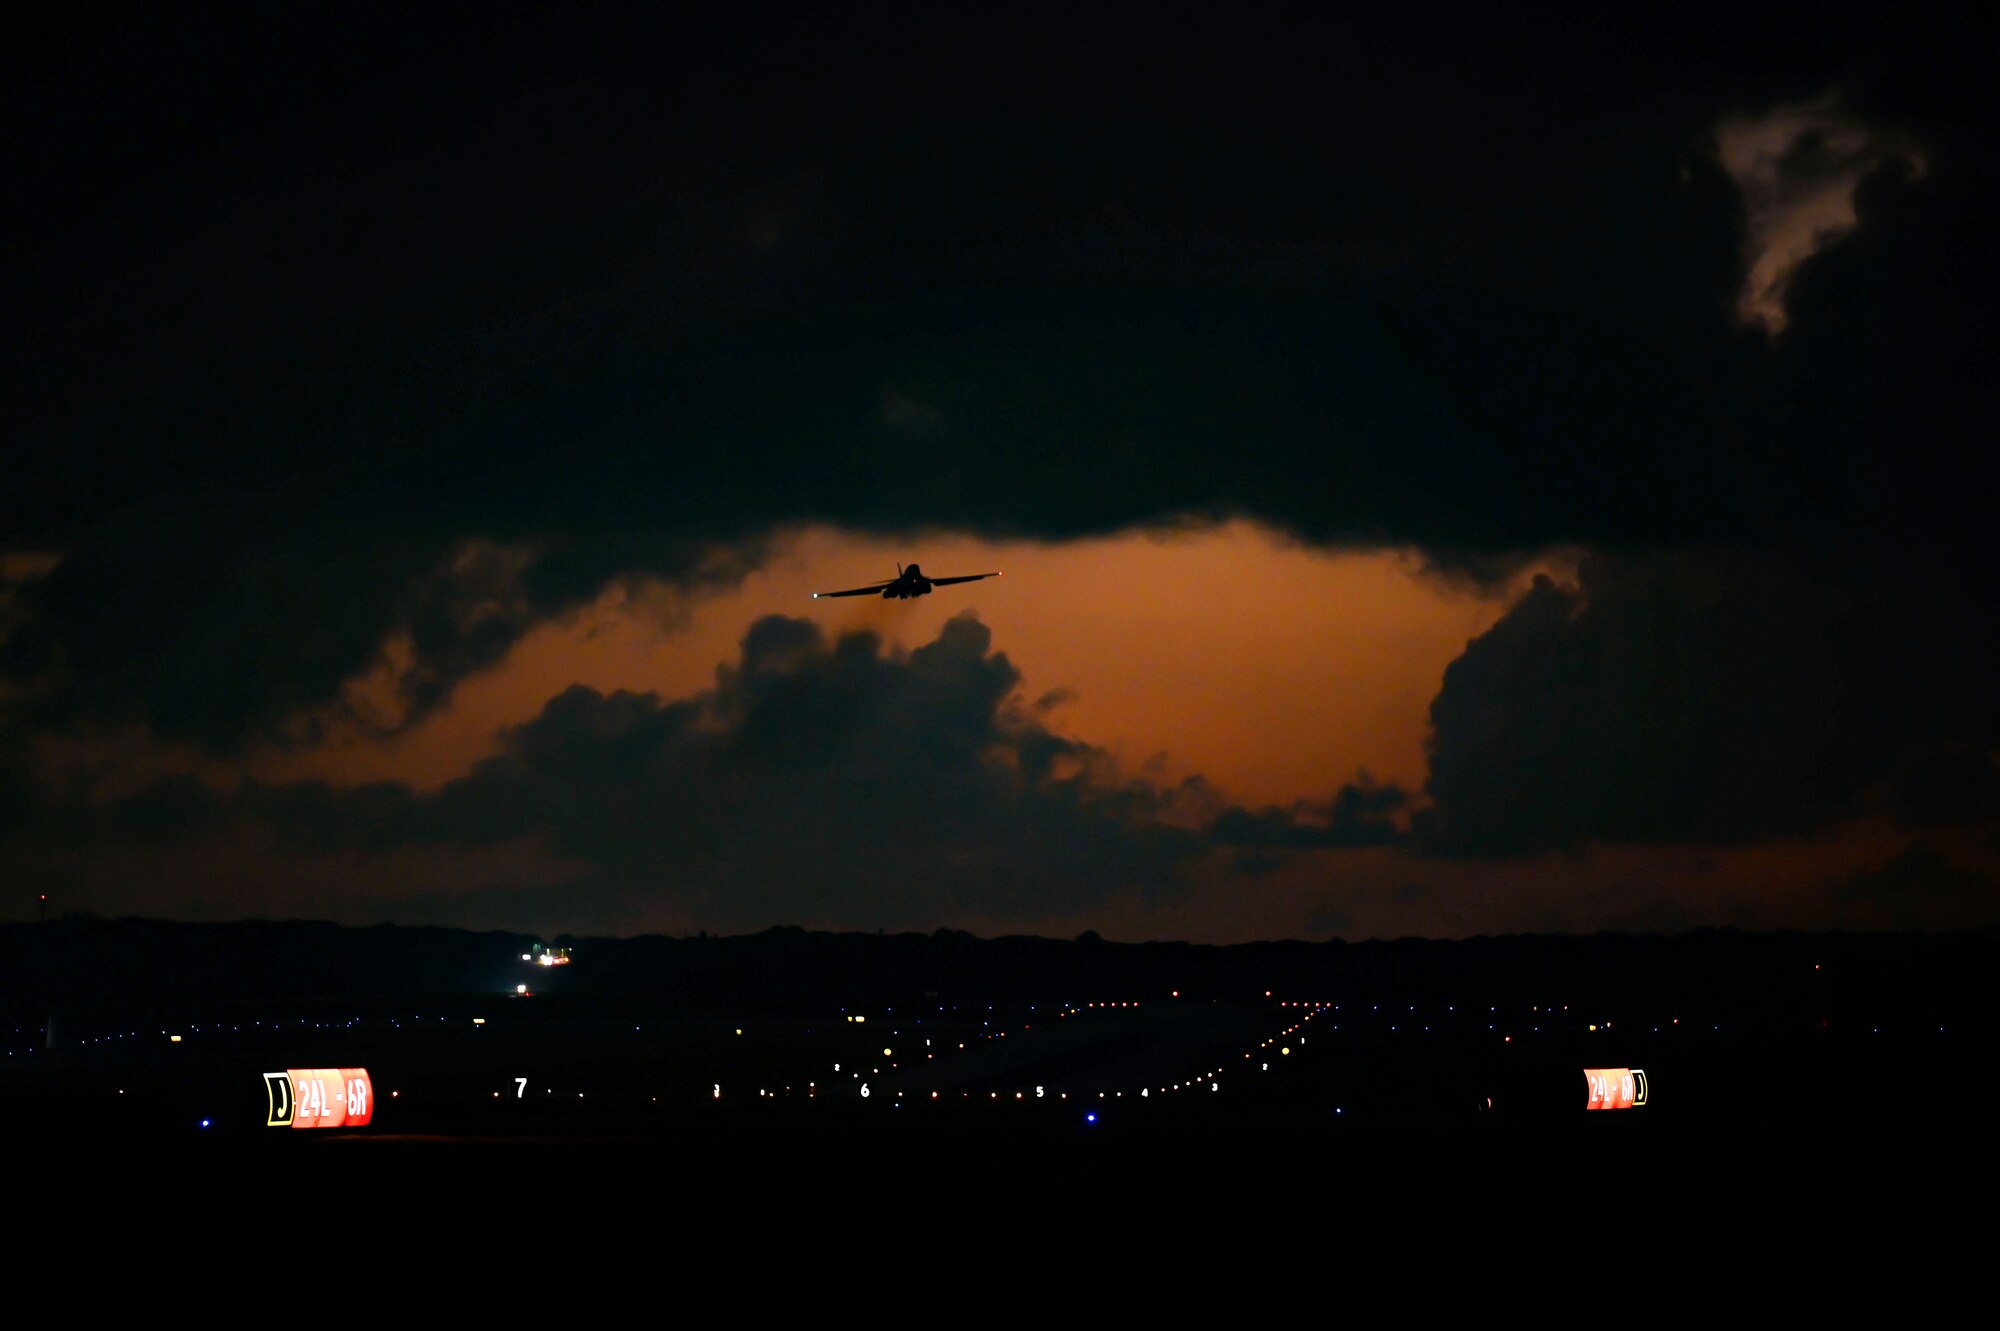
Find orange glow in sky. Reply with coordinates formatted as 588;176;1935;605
254;521;1539;810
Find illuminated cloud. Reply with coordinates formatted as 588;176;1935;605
9;11;2000;941
1715;96;1925;333
8;612;1416;934
230;523;1512;811
4;518;763;752
129;616;1210;930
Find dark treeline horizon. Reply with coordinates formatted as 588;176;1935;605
10;912;1995;1029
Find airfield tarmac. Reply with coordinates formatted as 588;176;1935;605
17;996;1980;1278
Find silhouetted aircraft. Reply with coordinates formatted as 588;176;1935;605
812;563;1001;600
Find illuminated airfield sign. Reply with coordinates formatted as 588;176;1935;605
265;1068;374;1129
1583;1067;1648;1110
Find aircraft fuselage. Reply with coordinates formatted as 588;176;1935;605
811;561;998;601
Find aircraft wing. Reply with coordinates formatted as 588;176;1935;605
929;572;1002;587
812;582;895;599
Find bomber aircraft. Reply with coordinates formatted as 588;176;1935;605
812;563;1001;600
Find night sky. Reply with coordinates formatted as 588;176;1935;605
6;4;1998;941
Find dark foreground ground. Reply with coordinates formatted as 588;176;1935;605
14;1012;1988;1281
7;919;1992;1289
28;1100;1987;1313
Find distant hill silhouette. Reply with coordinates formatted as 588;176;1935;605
8;915;1998;1032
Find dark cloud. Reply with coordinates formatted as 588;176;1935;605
1209;779;1408;850
1898;748;2000;826
5;517;456;749
5;8;1995;753
1304;902;1355;938
0;733;33;844
2;2;1997;941
3;514;761;751
1418;552;1870;855
1829;845;1997;928
149;616;1221;928
1209;777;1411;877
1;612;1436;928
